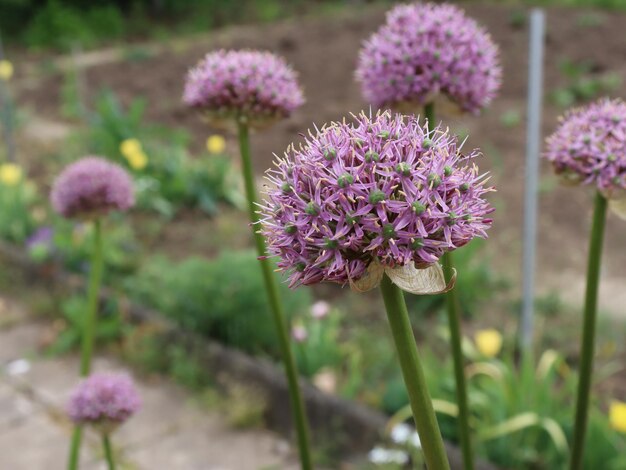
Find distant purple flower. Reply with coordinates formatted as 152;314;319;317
183;49;304;128
26;226;53;250
545;98;626;198
356;2;501;114
260;111;494;287
310;301;330;319
67;372;141;434
50;157;135;220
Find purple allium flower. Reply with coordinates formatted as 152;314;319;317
545;98;626;199
260;111;494;288
183;49;304;128
50;157;135;220
355;2;501;114
67;372;141;434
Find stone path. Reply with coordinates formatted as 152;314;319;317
0;295;298;470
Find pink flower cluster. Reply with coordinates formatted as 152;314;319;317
355;2;501;114
545;98;626;197
67;372;141;434
183;49;304;128
260;111;494;287
50;157;135;220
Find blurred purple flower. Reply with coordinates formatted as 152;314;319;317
67;372;141;435
545;98;626;198
26;226;53;250
183;49;304;128
51;157;135;220
260;110;494;288
356;2;501;114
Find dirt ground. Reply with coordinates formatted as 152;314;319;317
12;2;626;316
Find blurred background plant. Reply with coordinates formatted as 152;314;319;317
0;164;37;243
124;250;312;357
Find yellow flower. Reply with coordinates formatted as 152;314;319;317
127;151;148;170
609;400;626;433
0;60;14;81
0;163;23;186
120;138;143;158
474;329;503;358
206;135;226;154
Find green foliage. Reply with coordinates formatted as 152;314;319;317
51;214;139;281
76;90;241;217
23;1;124;51
47;293;125;355
0;178;37;243
405;239;506;318
291;304;343;377
124;250;312;356
551;59;621;107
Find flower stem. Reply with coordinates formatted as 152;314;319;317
570;191;607;470
237;121;312;470
379;274;450;470
425;101;474;470
67;218;104;470
442;251;474;470
103;435;116;470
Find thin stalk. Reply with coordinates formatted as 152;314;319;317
67;219;104;470
425;102;474;470
237;121;312;470
103;435;116;470
379;274;450;470
570;191;607;470
442;252;474;470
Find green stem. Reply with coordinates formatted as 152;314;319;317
103;435;116;470
570;191;607;470
67;426;83;470
67;219;104;470
237;121;312;470
379;274;450;470
442;252;474;470
80;218;104;376
425;101;474;469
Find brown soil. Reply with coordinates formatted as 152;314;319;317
13;2;626;316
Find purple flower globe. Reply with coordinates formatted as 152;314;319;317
183;49;304;128
545;98;626;198
50;157;135;220
355;2;501;114
67;372;141;434
260;111;494;290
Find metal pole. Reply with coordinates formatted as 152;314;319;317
521;9;545;350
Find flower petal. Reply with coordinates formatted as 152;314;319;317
349;260;385;292
609;196;626;221
385;262;455;295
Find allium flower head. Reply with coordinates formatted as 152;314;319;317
545;98;626;218
356;2;501;114
50;157;135;219
260;111;494;292
67;372;141;434
183;49;304;128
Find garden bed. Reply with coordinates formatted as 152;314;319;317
0;239;498;469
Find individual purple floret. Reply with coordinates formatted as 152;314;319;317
67;372;141;434
355;2;501;114
545;98;626;198
260;110;494;288
50;157;135;219
183;49;304;128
